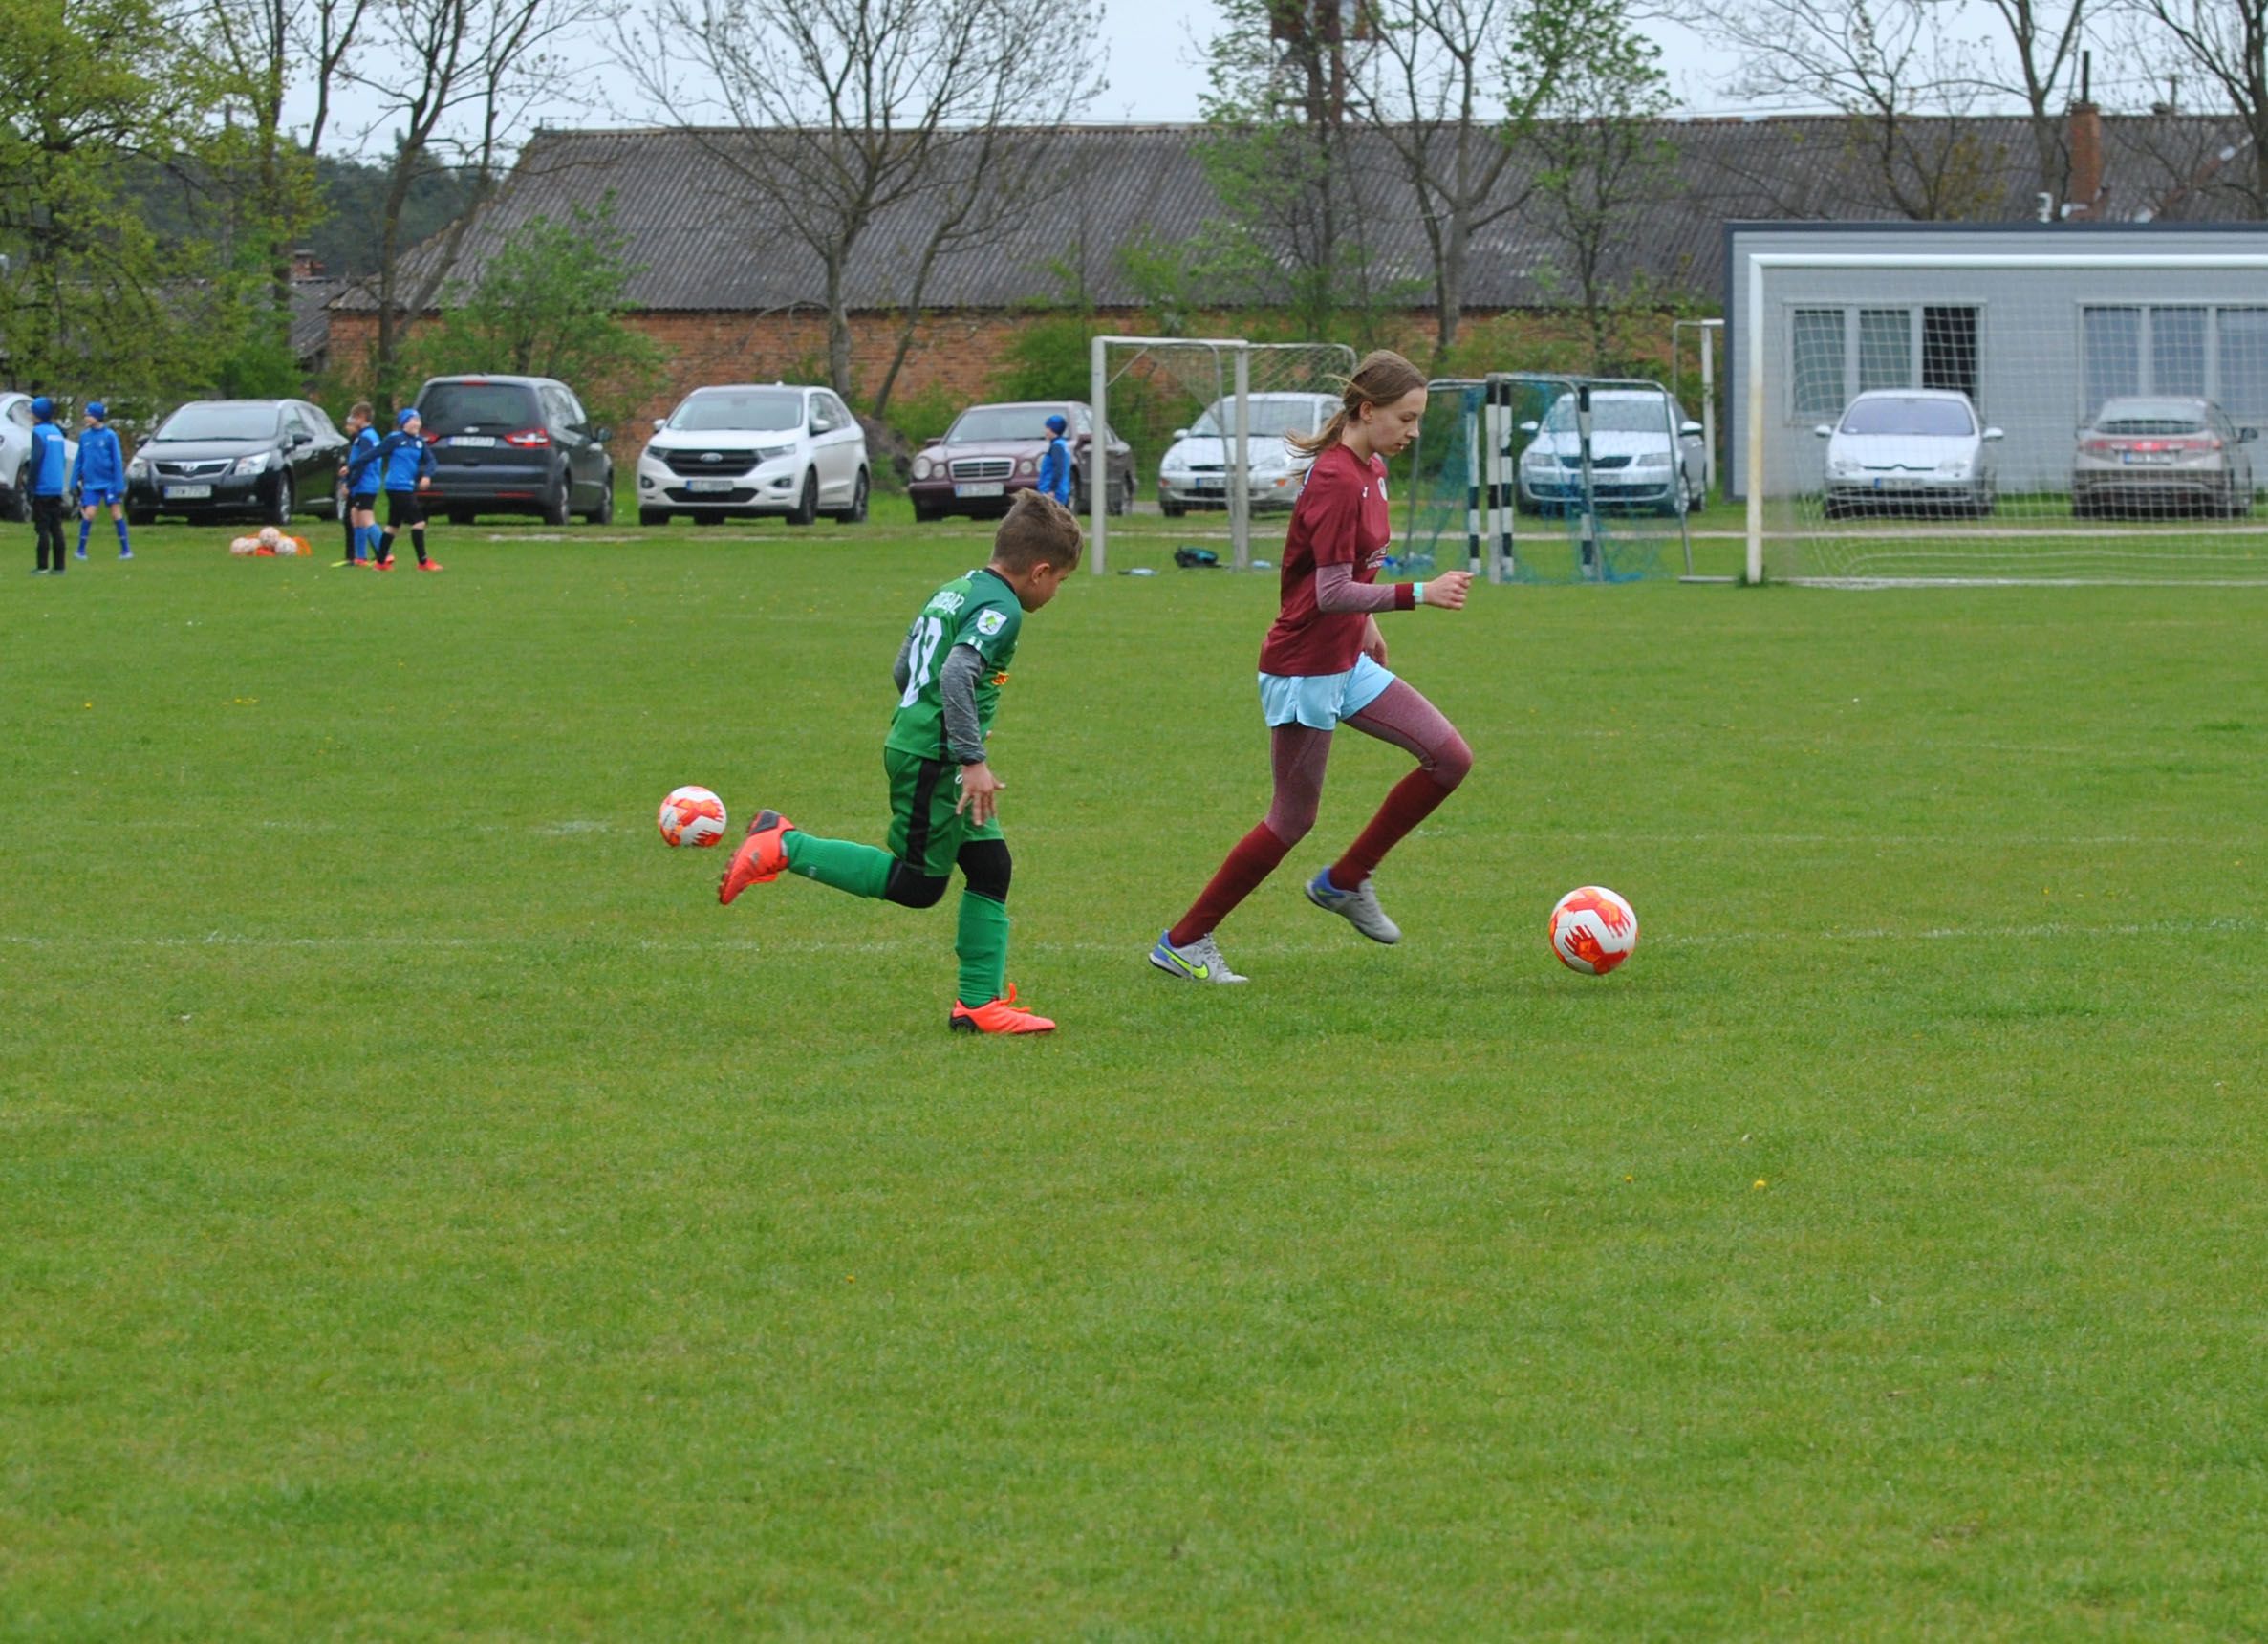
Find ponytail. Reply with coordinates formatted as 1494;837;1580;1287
1286;349;1428;456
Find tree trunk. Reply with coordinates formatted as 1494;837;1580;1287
824;251;853;398
1436;210;1467;358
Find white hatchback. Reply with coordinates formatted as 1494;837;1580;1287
637;383;869;526
0;392;77;521
1817;389;2002;518
1156;392;1337;516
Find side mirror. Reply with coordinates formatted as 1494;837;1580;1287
1171;428;1189;440
2242;427;2259;443
1680;421;1704;437
1813;424;1833;439
1519;420;1539;434
653;417;669;432
1982;426;2005;442
592;426;612;443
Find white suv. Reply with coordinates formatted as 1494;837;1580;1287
636;383;869;526
1;392;77;522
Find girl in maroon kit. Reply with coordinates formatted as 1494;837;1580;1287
1149;350;1474;984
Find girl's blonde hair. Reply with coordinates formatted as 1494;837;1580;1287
1287;349;1428;457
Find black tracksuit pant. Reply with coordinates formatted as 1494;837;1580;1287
32;496;66;571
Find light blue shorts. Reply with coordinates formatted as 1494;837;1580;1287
1258;654;1397;729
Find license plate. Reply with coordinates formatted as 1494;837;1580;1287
1193;476;1224;490
448;436;496;448
686;479;734;493
955;482;1004;498
164;485;212;499
2121;452;2174;465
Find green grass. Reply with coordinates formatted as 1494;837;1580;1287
6;510;2268;1639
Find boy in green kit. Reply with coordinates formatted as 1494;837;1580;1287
718;488;1082;1034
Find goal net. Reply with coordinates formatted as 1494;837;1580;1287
1087;337;1355;573
1741;251;2268;585
1402;373;1699;584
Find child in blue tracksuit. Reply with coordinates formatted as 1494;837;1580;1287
1037;413;1073;508
337;401;381;566
366;407;441;572
27;399;71;573
75;400;130;561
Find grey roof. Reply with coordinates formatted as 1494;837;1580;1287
291;276;350;363
352;116;2259;317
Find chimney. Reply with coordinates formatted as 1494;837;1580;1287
2065;50;2105;221
291;249;325;281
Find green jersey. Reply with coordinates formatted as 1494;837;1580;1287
885;566;1025;761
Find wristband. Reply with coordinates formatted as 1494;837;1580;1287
1413;581;1426;607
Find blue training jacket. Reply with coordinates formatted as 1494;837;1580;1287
1037;435;1072;506
29;423;70;497
344;426;383;495
76;426;124;493
375;431;436;492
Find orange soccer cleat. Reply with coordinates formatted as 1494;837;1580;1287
415;559;445;573
718;809;796;905
948;984;1056;1035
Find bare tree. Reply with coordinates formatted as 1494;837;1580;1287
615;0;1103;403
340;0;603;394
1355;0;1572;357
2127;0;2268;212
1958;0;2090;201
1696;0;2014;219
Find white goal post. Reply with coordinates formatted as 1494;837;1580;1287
1087;336;1357;574
1744;251;2268;586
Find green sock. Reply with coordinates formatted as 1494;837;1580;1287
782;831;893;899
955;890;1009;1006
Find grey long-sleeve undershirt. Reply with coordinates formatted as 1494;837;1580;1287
892;630;989;764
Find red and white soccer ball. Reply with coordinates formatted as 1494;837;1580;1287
1548;885;1639;976
658;785;727;848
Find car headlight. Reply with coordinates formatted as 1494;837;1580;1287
232;452;270;475
1016;456;1036;476
754;442;795;463
1828;458;1858;477
1938;458;1972;476
127;459;147;478
913;455;934;480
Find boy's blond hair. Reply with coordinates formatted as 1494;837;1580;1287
349;400;375;422
992;488;1083;573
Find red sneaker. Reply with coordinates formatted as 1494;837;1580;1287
718;809;795;905
416;560;444;573
374;557;396;572
949;984;1056;1035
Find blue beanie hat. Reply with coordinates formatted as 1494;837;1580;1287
398;407;421;428
30;396;52;419
86;400;107;422
1045;413;1067;434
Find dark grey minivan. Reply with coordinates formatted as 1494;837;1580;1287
414;375;615;525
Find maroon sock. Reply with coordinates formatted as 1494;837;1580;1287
1329;770;1457;891
1169;823;1294;946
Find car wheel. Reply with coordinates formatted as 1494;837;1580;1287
1160;497;1185;518
832;468;869;525
265;472;295;528
8;465;27;523
786;470;817;526
1112;474;1134;515
542;477;572;527
638;507;670;528
2234;485;2257;519
585;471;615;524
448;508;476;527
912;500;942;523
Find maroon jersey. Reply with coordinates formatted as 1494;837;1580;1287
1258;443;1395;677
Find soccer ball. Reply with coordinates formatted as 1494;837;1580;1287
257;526;282;550
1548;886;1638;976
658;785;727;848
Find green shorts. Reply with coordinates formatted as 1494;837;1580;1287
884;747;1002;878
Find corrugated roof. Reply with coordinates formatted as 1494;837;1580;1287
345;116;2257;316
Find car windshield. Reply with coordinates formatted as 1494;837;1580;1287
159;404;280;441
2096;400;2207;435
1540;397;1675;436
1188;400;1323;438
420;383;542;431
948;406;1064;443
672;389;804;433
1841;398;1975;436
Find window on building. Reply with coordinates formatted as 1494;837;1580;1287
1857;309;1911;392
1792;309;1845;418
2083;304;2268;420
1921;307;1979;401
1790;304;1982;418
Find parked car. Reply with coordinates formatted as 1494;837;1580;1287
2072;396;2257;518
124;399;346;526
1816;389;2001;518
1155;392;1335;517
636;382;869;527
0;392;76;521
414;375;614;525
908;400;1134;522
1518;388;1708;517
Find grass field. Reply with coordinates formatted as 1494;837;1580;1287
6;503;2266;1638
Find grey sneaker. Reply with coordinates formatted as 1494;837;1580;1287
1305;869;1402;944
1148;930;1249;984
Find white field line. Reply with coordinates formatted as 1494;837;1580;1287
0;917;2254;957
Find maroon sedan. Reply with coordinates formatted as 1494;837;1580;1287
908;400;1135;521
